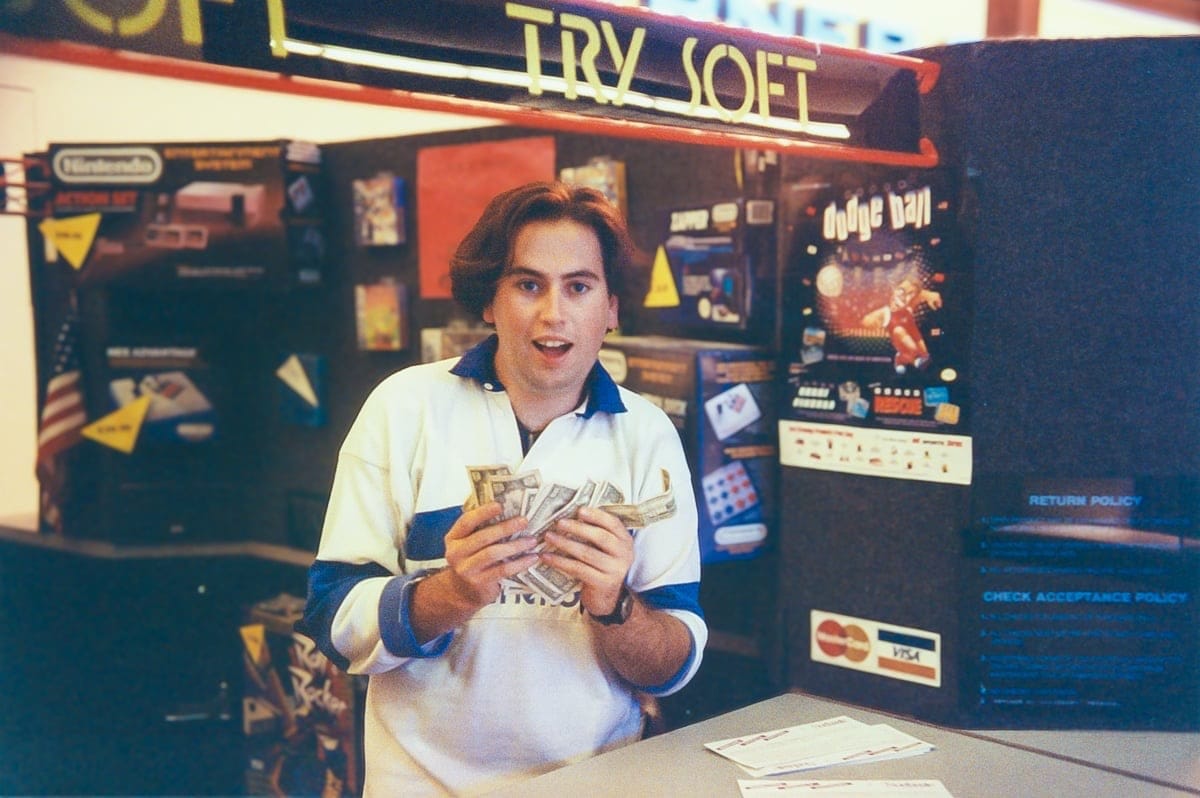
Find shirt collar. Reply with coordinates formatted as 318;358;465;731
451;334;626;418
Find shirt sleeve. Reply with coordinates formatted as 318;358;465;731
624;398;708;696
296;374;454;674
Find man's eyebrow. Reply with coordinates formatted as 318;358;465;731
504;265;604;281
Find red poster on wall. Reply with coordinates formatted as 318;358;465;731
416;136;556;299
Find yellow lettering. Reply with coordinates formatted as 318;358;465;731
756;50;784;120
560;13;606;103
63;0;169;37
507;2;554;96
681;37;702;115
788;55;816;128
179;0;203;44
59;0;249;51
703;44;753;123
116;0;166;37
266;0;288;57
600;20;644;106
63;0;114;32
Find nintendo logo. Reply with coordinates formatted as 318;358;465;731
52;146;163;184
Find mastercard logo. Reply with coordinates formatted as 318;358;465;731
815;618;870;663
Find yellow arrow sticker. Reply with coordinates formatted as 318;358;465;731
643;245;681;308
239;624;267;666
38;213;102;270
276;354;319;408
82;395;151;454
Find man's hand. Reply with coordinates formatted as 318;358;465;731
541;506;634;617
544;506;691;688
410;502;538;642
444;501;540;605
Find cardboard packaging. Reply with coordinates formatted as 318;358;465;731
44;140;326;289
599;335;777;564
638;198;776;346
241;594;363;797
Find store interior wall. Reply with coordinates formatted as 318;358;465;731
2;0;1196;527
0;53;496;526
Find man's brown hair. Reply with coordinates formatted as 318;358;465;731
450;181;633;319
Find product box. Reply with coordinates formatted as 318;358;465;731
559;156;627;217
639;198;776;345
599;335;777;563
42;140;326;288
241;594;364;797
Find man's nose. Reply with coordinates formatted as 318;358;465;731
538;288;565;322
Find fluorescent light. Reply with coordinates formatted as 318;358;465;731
282;37;851;140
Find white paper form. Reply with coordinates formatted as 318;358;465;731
707;716;934;777
738;779;955;797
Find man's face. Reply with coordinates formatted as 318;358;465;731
483;218;619;412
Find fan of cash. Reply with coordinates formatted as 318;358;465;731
464;464;677;604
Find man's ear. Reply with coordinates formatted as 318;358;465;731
482;304;495;324
607;294;619;330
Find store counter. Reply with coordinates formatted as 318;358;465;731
491;692;1200;798
968;727;1200;793
0;518;314;795
0;515;314;566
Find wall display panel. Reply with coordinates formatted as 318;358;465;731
773;36;1199;730
636;197;779;346
942;35;1199;731
27;124;754;552
599;335;778;565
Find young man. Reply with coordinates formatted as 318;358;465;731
298;182;706;796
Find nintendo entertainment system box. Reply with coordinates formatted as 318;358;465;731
42;140;327;289
599;335;777;565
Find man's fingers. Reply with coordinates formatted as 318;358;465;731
446;501;503;539
549;512;631;559
449;506;529;549
465;536;538;574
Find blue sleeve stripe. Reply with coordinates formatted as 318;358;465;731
295;559;393;672
379;571;454;659
641;581;703;619
378;575;413;656
408;506;462;560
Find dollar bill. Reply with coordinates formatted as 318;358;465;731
589;481;626;508
489;470;542;521
466;464;512;509
523;481;580;535
529;479;597;538
514;560;579;603
596;469;676;529
463;465;679;604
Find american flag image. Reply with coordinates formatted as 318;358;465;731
36;307;86;533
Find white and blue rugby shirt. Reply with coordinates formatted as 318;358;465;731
298;336;706;797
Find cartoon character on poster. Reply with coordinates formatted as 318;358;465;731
859;273;943;374
808;233;946;377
